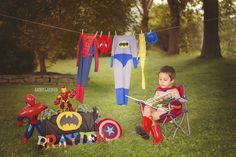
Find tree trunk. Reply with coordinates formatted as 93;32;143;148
167;0;181;55
201;0;221;58
141;0;149;31
168;15;180;54
37;52;47;74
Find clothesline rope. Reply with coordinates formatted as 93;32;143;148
0;13;225;35
0;13;80;34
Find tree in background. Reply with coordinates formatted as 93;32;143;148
201;0;221;58
180;2;202;53
219;0;236;57
167;0;188;55
149;4;170;51
0;0;137;74
135;0;154;31
149;2;202;53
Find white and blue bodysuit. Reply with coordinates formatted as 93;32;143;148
110;35;138;105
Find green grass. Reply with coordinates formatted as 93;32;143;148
1;50;236;157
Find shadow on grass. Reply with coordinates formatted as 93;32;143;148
178;56;236;154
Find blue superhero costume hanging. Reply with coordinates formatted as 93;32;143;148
75;33;99;103
110;35;138;105
145;32;158;45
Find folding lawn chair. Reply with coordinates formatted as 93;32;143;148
126;85;190;141
154;85;191;138
127;84;190;139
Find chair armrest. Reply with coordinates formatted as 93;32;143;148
176;97;187;103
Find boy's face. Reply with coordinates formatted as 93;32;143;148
158;72;174;88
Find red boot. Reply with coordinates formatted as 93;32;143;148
75;84;81;101
151;125;163;144
75;85;85;103
78;86;85;103
135;116;152;139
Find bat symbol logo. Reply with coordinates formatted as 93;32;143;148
118;41;129;48
60;114;79;126
56;111;82;131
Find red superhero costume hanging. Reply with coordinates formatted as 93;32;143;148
54;86;76;111
97;33;113;55
16;94;47;144
75;32;99;103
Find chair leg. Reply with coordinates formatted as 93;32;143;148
173;115;186;138
161;123;167;138
158;113;190;138
160;117;168;138
186;112;191;135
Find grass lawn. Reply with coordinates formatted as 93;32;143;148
0;50;236;157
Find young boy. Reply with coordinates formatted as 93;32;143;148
136;65;181;144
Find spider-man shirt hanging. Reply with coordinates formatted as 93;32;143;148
75;33;99;103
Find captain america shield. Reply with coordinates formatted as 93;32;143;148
97;118;122;141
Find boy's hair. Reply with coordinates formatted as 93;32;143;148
159;65;176;80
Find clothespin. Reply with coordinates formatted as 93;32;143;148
133;31;135;36
141;30;143;34
95;31;98;37
81;29;84;34
150;29;152;32
115;31;117;36
100;31;103;37
108;31;110;37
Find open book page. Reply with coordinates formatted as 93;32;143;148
144;92;174;106
125;95;159;110
126;92;174;111
125;95;145;104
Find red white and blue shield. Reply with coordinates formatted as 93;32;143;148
97;118;122;141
